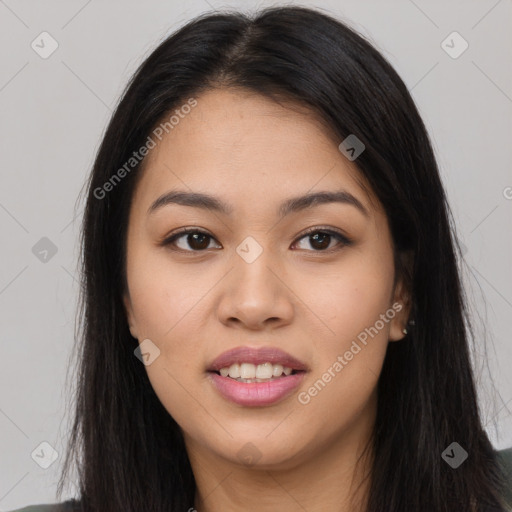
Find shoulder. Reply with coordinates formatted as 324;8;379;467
7;508;58;512
497;446;512;466
497;446;512;508
7;500;78;512
497;445;512;479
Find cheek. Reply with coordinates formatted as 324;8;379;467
294;281;391;443
293;249;395;350
128;267;207;372
125;248;215;422
291;249;394;415
129;277;207;431
126;243;208;339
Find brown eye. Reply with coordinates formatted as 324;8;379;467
292;228;352;252
162;229;221;252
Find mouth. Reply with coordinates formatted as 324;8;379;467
206;346;308;406
210;363;303;383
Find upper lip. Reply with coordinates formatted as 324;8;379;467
207;346;308;372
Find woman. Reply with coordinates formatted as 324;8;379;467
11;5;512;512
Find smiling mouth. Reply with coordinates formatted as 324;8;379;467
206;347;308;405
211;362;304;383
208;364;306;407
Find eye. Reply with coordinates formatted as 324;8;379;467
292;227;352;252
161;228;221;252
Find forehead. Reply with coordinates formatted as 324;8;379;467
132;88;377;216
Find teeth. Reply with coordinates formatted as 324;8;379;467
217;362;295;380
255;362;273;379
272;364;283;377
240;363;255;379
229;363;241;378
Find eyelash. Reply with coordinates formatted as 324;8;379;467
160;226;353;254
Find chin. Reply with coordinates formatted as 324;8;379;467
210;433;307;470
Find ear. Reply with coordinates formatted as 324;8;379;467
388;278;411;342
388;252;413;342
123;293;139;340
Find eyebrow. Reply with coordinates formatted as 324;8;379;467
147;189;369;218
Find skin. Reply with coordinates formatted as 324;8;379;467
123;88;410;512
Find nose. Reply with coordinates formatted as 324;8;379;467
216;245;295;331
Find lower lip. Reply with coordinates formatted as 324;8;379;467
208;371;306;407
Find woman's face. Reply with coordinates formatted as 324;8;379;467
123;88;408;469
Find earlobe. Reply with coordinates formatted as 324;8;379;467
389;322;409;342
389;318;408;342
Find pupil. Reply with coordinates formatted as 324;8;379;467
189;233;209;250
311;233;329;250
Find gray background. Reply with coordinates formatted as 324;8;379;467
0;0;511;508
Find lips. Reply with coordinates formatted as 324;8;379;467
207;346;308;372
206;346;308;407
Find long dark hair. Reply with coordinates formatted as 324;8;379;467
57;6;510;511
